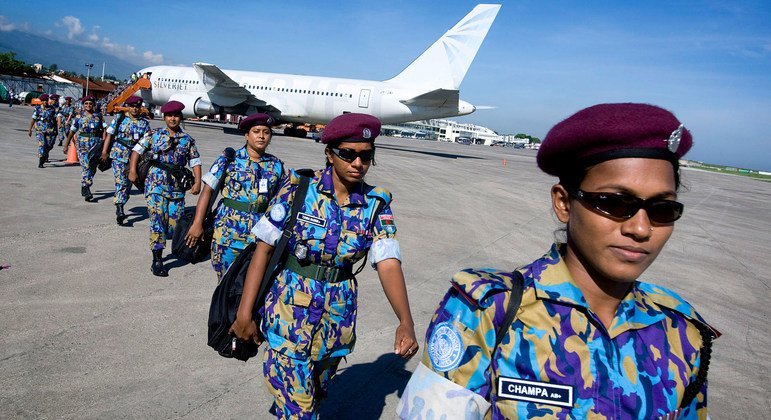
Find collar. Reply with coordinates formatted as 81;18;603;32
318;166;366;206
237;146;272;163
527;243;668;337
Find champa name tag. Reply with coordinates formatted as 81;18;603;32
497;377;574;408
297;212;327;228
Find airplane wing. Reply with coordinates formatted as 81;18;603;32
193;62;281;112
400;89;459;107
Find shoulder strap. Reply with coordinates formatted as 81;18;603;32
206;147;237;216
259;171;312;290
494;271;525;349
680;324;715;409
115;112;126;131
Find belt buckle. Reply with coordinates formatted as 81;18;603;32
248;202;258;213
315;265;336;282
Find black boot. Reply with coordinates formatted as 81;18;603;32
83;185;93;202
151;249;168;277
38;157;45;168
115;204;126;225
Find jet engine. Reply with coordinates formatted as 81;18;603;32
167;93;219;117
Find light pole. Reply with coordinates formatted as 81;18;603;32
84;63;94;97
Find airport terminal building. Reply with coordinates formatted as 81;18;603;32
383;118;508;145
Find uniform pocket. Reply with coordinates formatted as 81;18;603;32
262;275;316;357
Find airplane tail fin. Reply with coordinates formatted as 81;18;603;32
385;4;500;90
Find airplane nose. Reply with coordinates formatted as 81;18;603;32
458;100;476;116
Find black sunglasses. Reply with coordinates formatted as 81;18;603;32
572;189;684;224
331;147;375;163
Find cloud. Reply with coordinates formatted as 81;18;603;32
143;51;164;65
50;16;164;64
58;16;84;40
0;15;29;32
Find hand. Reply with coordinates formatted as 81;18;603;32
62;145;68;155
128;171;137;183
100;152;109;162
229;314;260;344
190;182;201;195
28;130;32;137
394;321;419;359
185;222;204;247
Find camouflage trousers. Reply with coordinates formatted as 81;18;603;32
36;132;55;158
262;348;341;419
146;193;184;251
58;127;69;144
76;136;98;187
210;242;243;281
111;159;132;205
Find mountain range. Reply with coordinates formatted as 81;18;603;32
0;30;140;79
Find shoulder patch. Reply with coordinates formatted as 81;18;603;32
427;321;464;372
451;268;518;309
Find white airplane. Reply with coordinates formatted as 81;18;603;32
136;4;500;136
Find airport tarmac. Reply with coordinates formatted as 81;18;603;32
1;104;768;419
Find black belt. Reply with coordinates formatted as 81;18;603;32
222;198;268;214
115;137;136;149
284;254;352;283
151;160;183;172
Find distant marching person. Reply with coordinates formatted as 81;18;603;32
64;96;104;202
101;96;151;225
27;93;58;168
57;96;76;146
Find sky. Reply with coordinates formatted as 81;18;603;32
2;0;770;171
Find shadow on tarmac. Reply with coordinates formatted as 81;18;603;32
319;353;411;419
124;205;149;226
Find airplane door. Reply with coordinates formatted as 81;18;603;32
358;89;371;108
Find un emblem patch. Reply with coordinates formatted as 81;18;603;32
427;322;463;372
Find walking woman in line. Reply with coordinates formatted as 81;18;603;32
399;103;719;419
64;96;104;201
184;113;285;280
230;113;418;418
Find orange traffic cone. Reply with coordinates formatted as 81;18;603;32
64;140;79;165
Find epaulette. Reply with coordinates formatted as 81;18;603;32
365;185;392;205
289;168;317;185
450;268;518;309
638;282;720;337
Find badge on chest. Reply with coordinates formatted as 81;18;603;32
297;212;327;228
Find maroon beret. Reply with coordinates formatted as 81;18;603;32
50;94;60;100
537;103;692;176
80;96;95;103
321;113;381;145
239;113;275;131
65;96;73;101
160;100;185;114
39;94;49;101
124;96;142;106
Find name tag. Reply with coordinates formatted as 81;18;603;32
297;212;326;228
497;377;573;408
259;178;268;193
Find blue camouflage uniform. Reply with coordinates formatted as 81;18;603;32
69;111;104;187
133;127;201;251
31;104;58;158
106;113;151;205
57;104;76;144
201;146;284;280
251;166;401;419
398;244;718;419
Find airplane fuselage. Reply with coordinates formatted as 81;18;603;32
138;65;475;124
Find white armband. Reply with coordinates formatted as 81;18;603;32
396;362;490;419
369;238;401;268
106;126;115;135
202;171;218;189
189;157;202;167
251;216;281;246
132;143;146;154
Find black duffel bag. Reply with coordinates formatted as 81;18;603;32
171;148;236;264
87;140;111;172
133;151;153;191
207;170;312;361
171;209;214;264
